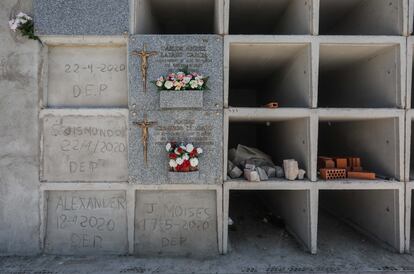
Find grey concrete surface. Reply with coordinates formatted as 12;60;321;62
33;0;129;35
134;190;218;257
0;0;41;255
46;44;128;108
44;190;128;255
3;212;414;273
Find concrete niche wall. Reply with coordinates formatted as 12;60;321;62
319;189;404;253
318;114;403;181
319;0;406;35
228;42;311;108
318;42;403;108
44;40;128;108
227;116;311;180
223;186;316;254
134;0;224;34
226;0;312;34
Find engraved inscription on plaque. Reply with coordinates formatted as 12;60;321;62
129;110;223;184
47;45;127;107
129;35;223;110
134;190;218;256
41;110;128;182
45;191;128;255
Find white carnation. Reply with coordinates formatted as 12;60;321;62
156;80;163;87
169;159;177;168
190;158;199;167
164;80;173;90
196;147;203;154
189;80;198;89
183;76;191;83
186;144;194;153
183;154;189;160
176;157;184;165
165;143;172;152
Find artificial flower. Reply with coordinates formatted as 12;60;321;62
190;158;199;167
176;157;184;165
164;80;173;90
196;147;203;154
166;143;172;151
169;159;177;168
186;143;194;153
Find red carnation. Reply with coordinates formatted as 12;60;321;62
177;147;183;154
169;153;177;159
190;150;198;158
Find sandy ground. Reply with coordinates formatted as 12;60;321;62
2;192;414;274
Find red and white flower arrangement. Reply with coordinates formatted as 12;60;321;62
153;68;209;91
8;12;39;41
166;142;203;172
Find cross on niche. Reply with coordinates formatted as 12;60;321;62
131;43;157;93
133;114;157;167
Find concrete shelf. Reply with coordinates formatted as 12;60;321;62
133;0;224;34
405;182;414;252
224;0;313;35
225;37;313;108
224;108;315;182
319;0;407;35
223;182;317;254
406;37;414;108
406;111;414;182
318;39;405;108
318;187;404;253
318;110;404;182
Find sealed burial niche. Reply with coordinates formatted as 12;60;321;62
227;190;312;254
319;0;405;35
228;0;311;34
318;118;401;181
229;43;311;108
319;190;403;252
134;0;221;34
410;121;414;180
318;44;401;108
228;118;310;181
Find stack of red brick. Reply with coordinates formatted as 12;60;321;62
318;156;376;180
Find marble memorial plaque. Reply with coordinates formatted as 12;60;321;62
45;190;128;255
34;0;129;35
129;110;223;184
41;110;128;182
134;190;218;256
47;45;128;107
128;35;223;110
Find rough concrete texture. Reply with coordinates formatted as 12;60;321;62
129;35;223;111
41;110;128;182
3;212;414;273
159;90;204;109
0;0;41;255
129;110;223;184
134;190;218;257
33;0;129;35
47;45;128;108
44;190;128;255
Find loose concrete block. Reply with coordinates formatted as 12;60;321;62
262;166;276;178
45;191;128;255
256;167;268;181
41;110;128;182
275;166;284;178
134;190;218;257
47;45;128;107
228;166;243;179
244;169;260;182
298;169;306;180
283;159;299;181
34;0;129;35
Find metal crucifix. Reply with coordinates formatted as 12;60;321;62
133;114;157;167
131;43;157;93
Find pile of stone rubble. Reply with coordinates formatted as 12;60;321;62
228;145;306;182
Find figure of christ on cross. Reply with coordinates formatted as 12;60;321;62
131;43;157;93
133;115;157;167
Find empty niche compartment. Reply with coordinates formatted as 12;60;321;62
318;117;401;181
229;43;311;108
228;0;311;34
319;0;404;35
227;190;312;254
319;189;402;253
318;44;401;108
134;0;221;34
228;117;310;180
